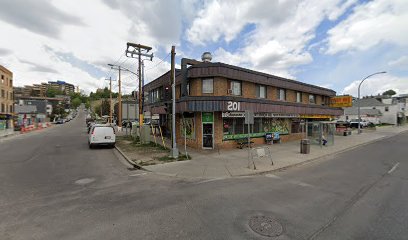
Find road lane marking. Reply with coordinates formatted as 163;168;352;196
129;173;147;177
388;162;400;174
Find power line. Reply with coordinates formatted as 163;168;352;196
145;52;171;72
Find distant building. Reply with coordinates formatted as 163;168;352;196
0;65;14;130
48;80;75;95
340;97;406;125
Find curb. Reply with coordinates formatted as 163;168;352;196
235;128;408;177
114;145;148;171
0;132;18;139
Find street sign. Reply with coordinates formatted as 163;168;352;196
245;110;254;124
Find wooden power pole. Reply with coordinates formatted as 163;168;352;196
125;43;153;126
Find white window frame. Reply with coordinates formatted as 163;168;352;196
257;85;266;99
309;94;315;104
296;92;302;103
278;88;286;101
202;78;213;94
230;80;241;96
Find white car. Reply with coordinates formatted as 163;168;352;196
88;124;116;149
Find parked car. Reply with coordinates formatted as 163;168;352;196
88;124;116;149
349;119;365;128
56;119;64;124
335;120;350;128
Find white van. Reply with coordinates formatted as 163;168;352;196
88;124;116;148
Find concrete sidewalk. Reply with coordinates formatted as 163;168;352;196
0;129;17;138
144;125;408;179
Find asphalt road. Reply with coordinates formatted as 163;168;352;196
0;109;407;239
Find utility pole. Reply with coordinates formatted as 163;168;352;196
105;77;116;124
109;77;112;124
108;64;122;127
170;46;178;158
125;42;153;126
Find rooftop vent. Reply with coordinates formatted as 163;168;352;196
201;52;212;62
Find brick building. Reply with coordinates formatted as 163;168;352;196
0;65;14;130
144;53;343;150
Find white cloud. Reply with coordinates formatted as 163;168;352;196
187;0;354;78
342;74;408;97
0;0;181;93
388;56;408;70
326;0;408;54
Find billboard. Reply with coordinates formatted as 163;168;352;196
330;95;353;108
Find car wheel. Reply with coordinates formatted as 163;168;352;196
89;144;93;149
111;144;115;148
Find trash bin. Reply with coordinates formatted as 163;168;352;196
300;139;310;154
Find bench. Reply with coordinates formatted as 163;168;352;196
236;138;254;149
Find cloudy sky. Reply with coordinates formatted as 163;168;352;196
0;0;407;96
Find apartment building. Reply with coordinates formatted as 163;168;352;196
144;53;343;149
48;80;75;95
0;65;14;130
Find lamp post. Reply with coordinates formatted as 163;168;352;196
357;71;386;134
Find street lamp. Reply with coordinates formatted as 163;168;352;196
357;71;386;134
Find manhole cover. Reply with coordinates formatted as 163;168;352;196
75;178;95;185
248;215;283;237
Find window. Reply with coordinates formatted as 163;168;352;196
278;88;286;101
202;78;213;94
256;85;266;98
296;92;302;103
9;105;13;113
385;106;389;112
10;79;12;87
309;94;315;104
186;83;190;96
1;104;4;113
1;89;4;98
230;80;241;96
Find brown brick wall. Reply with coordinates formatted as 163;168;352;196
286;89;296;102
214;77;228;96
267;86;277;100
316;95;322;105
190;78;201;96
242;81;254;98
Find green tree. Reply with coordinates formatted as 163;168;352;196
71;97;82;108
382;89;396;96
46;88;64;97
85;101;91;110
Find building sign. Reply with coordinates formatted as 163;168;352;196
222;112;300;118
330;95;352;108
226;101;241;111
202;112;213;123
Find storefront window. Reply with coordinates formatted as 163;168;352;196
235;118;245;134
223;118;234;135
254;118;263;133
291;120;301;133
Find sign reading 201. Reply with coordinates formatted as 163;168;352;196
227;101;241;111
